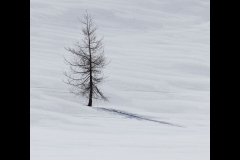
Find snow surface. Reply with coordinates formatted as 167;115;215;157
30;0;210;159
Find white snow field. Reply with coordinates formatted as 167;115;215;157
30;0;210;159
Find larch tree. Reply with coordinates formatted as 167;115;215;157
63;12;109;106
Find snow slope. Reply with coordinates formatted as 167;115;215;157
30;0;210;159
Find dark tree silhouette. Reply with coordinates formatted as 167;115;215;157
63;12;109;106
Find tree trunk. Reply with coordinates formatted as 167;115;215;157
88;29;93;107
88;74;93;106
87;98;92;106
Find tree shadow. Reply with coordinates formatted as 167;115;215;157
94;107;184;127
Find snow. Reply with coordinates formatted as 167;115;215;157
30;0;210;159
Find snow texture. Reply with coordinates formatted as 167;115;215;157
30;0;210;159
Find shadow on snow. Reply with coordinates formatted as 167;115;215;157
94;107;183;127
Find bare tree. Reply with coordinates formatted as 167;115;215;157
63;12;109;107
